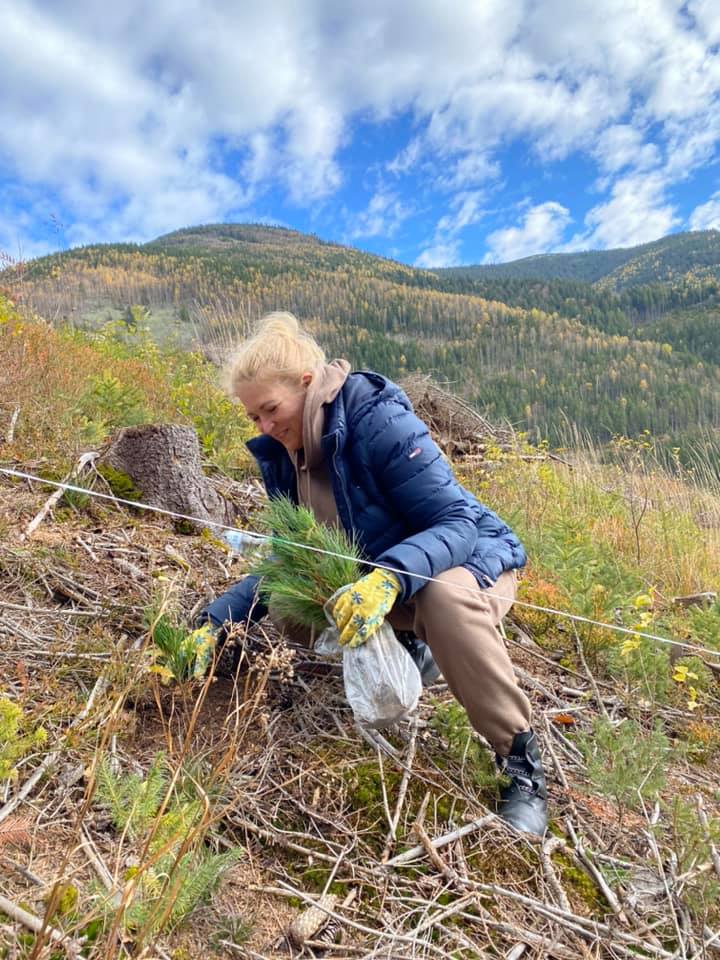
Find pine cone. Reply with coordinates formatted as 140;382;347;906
287;894;338;947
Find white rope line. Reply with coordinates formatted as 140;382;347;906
2;465;718;661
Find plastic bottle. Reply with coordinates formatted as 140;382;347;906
222;530;266;556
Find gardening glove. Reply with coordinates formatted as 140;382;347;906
185;622;217;679
332;569;401;648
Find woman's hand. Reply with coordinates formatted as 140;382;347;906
184;622;217;678
332;569;401;647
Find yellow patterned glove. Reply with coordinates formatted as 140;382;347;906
332;569;401;648
186;623;217;679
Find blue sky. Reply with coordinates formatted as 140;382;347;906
2;0;720;267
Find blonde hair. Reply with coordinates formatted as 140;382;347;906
227;311;326;393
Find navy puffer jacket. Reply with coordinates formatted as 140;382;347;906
201;371;526;630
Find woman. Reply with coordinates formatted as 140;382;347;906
194;311;547;835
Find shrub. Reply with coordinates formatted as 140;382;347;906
577;716;671;822
0;697;47;781
73;369;151;442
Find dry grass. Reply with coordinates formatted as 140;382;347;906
0;308;178;466
1;461;719;958
1;308;719;958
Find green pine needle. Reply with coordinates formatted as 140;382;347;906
254;497;362;631
146;609;205;682
93;755;244;936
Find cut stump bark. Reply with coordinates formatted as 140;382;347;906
101;423;237;530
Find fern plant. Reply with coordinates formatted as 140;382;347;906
93;753;243;935
254;497;362;631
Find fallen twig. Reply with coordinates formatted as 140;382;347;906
696;794;720;882
412;791;463;888
261;881;454;959
381;717;419;862
0;892;81;956
21;452;97;541
573;626;611;721
385;813;497;867
5;406;20;444
540;834;572;913
0;599;101;617
565;818;628;921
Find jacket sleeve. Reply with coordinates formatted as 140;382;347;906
366;399;482;600
197;574;268;636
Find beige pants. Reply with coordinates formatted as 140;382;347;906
272;568;531;757
386;568;530;755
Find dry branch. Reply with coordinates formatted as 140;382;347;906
381;718;419;862
385;813;497;867
2;429;719;960
21;451;97;541
564;818;628;922
5;406;20;444
696;795;720;882
0;892;81;956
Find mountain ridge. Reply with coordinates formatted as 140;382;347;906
438;229;720;286
6;223;720;467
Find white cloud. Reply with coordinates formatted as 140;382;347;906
688;0;720;46
413;191;485;267
593;125;660;175
387;138;423;175
572;172;679;249
663;115;720;178
689;192;720;231
349;188;411;239
414;241;461;269
2;0;720;250
483;202;571;263
441;153;500;190
424;68;613;165
435;191;485;236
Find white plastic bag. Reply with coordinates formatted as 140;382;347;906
316;586;421;729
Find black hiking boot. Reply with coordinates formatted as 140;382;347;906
395;631;442;687
496;729;548;836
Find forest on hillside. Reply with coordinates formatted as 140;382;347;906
10;225;720;470
441;229;720;285
435;275;720;364
2;290;720;958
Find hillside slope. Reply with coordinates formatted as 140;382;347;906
1;303;719;958
8;224;720;465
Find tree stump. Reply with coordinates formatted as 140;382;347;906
101;424;236;529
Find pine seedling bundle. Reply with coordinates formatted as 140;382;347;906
255;497;362;632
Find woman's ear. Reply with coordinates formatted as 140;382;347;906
301;371;313;388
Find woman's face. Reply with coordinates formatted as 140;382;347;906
236;374;311;452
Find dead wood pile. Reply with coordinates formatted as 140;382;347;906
401;374;516;460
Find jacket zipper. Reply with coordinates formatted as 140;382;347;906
332;432;354;530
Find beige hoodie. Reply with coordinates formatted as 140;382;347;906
291;359;350;526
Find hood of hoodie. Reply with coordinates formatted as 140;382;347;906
289;359;350;527
299;359;350;469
